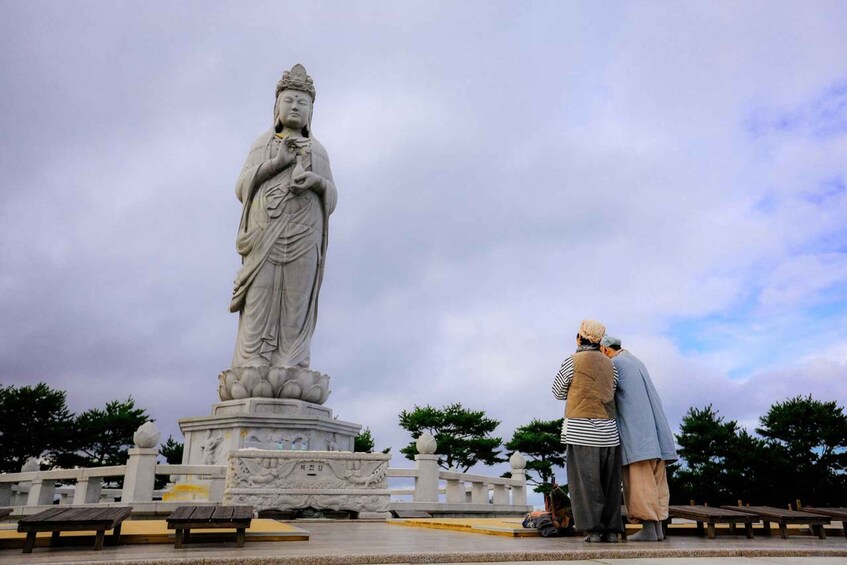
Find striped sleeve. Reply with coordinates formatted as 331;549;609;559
552;356;574;400
612;365;619;392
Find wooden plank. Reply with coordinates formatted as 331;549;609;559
669;505;753;519
669;505;754;523
726;505;830;521
173;520;252;530
212;506;235;521
167;506;196;521
18;507;67;524
232;506;254;520
190;506;216;521
803;507;847;519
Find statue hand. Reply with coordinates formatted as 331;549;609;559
290;171;324;195
273;144;297;169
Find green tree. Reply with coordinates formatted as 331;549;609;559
756;395;847;506
55;397;151;469
353;427;391;454
399;403;504;471
670;404;772;505
354;428;375;452
505;418;566;494
159;435;184;464
0;382;75;473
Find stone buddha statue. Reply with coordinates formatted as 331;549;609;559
218;64;336;404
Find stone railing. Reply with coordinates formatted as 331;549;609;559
0;425;531;517
386;432;530;516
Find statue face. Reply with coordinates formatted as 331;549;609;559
277;89;312;132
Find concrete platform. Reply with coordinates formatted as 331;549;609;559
0;520;844;564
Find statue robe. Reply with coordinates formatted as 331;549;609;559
230;128;337;368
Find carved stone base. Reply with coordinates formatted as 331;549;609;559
223;450;391;515
218;366;331;404
178;398;362;467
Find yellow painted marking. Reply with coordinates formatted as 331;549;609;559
388;518;539;537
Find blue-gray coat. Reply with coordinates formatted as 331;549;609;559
612;350;678;466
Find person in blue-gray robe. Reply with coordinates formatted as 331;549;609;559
601;335;677;542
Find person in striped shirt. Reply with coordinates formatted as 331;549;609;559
552;319;623;543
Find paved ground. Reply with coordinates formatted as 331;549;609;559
0;521;845;565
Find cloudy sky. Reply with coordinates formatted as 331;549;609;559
2;0;846;486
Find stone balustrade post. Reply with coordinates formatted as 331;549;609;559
445;472;465;504
121;421;161;503
470;481;487;504
0;484;10;506
122;448;157;502
510;469;527;505
73;477;103;505
413;455;440;502
17;458;38;506
509;451;527;506
413;432;439;502
210;477;225;502
492;483;508;505
27;479;56;506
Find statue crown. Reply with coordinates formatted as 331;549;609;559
276;64;316;101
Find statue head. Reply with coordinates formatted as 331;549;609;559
274;64;316;136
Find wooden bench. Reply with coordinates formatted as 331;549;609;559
17;506;132;553
802;507;847;537
721;505;831;539
668;505;756;539
166;505;253;548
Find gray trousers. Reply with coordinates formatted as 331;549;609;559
566;444;623;534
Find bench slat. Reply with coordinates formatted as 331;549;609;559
669;505;754;519
190;506;216;521
803;507;847;519
167;506;196;521
723;505;831;522
19;507;67;524
212;506;234;520
231;506;253;520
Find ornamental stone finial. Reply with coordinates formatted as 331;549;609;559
416;431;437;454
133;421;161;448
22;457;39;473
509;451;526;470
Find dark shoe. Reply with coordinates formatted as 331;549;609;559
603;532;619;543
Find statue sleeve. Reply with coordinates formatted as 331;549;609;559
235;134;271;203
311;140;337;215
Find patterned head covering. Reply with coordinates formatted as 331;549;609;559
578;319;606;344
